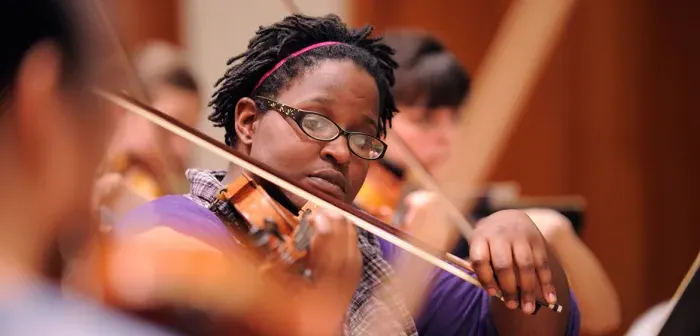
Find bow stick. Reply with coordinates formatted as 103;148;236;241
280;0;301;14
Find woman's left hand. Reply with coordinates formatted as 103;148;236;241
469;210;558;314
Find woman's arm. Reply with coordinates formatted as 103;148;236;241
524;208;621;334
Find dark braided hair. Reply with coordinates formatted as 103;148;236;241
209;14;398;146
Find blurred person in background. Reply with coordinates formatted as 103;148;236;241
0;0;173;334
96;41;203;224
372;30;620;335
105;41;203;201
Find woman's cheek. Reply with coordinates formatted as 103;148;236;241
346;161;370;201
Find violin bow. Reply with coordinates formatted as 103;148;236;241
95;89;483;291
93;88;558;315
280;0;301;14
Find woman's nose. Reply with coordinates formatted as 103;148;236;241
320;136;351;165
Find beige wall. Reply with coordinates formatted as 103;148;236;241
182;0;347;169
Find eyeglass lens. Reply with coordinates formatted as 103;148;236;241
299;114;384;160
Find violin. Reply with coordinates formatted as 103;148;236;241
354;162;404;223
210;172;317;276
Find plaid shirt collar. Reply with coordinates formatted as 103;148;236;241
184;169;417;336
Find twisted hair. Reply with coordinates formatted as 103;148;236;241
209;14;398;146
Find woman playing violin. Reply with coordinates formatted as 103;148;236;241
114;14;579;336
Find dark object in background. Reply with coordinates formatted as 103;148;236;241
658;254;700;336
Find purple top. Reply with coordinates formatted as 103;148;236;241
115;195;580;336
379;239;580;336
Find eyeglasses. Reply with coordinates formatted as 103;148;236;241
255;96;387;160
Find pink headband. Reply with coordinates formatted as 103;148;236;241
251;41;341;93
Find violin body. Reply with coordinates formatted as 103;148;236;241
354;162;424;227
214;173;314;275
354;162;404;223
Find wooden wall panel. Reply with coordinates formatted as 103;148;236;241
640;0;700;306
351;0;700;334
107;0;181;51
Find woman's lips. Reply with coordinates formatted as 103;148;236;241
307;176;345;199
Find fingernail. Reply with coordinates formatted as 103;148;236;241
487;288;498;297
548;293;557;303
507;300;518;309
524;302;535;314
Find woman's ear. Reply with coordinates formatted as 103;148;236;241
234;97;259;146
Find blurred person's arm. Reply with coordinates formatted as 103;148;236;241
525;208;621;334
389;191;456;316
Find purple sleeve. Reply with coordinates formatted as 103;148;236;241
379;238;581;336
112;195;234;249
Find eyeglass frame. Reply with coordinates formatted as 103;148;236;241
254;96;388;160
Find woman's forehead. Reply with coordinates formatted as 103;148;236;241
277;60;380;120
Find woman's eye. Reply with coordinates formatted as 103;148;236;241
301;115;339;139
305;119;322;129
351;136;371;149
